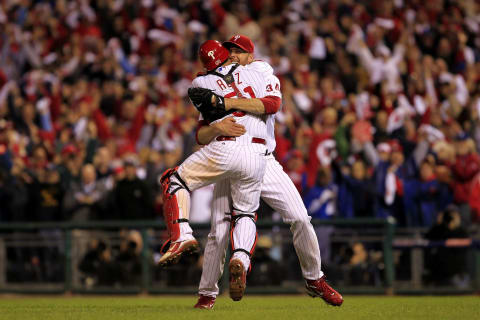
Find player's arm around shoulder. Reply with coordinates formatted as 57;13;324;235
224;69;282;115
196;118;246;145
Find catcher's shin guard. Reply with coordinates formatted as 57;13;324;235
160;193;183;252
229;211;258;272
160;167;190;244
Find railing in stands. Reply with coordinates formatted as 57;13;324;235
1;218;479;295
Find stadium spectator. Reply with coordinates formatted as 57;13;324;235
32;164;65;222
63;163;108;221
248;236;285;286
345;242;382;286
1;0;480;229
115;230;143;286
337;159;375;219
450;133;480;225
425;205;469;286
304;166;337;265
283;149;307;194
111;156;154;220
78;238;120;287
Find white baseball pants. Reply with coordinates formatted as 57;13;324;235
198;155;323;297
173;140;267;268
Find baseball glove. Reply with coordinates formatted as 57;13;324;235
188;87;227;122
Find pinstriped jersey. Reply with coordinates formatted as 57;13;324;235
192;63;281;147
245;60;279;153
247;60;274;75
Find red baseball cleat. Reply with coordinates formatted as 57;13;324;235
158;239;199;267
194;295;216;309
305;276;343;306
229;258;246;301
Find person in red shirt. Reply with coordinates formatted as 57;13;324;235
450;133;480;224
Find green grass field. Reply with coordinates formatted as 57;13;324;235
0;295;478;320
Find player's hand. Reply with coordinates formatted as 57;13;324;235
213;117;246;137
188;87;225;111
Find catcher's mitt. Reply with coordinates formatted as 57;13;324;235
188;87;229;122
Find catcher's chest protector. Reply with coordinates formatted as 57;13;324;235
197;64;241;123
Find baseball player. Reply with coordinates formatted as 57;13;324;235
193;35;343;309
159;40;282;300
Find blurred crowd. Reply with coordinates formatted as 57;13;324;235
1;0;480;232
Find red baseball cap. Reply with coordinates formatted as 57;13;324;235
389;139;403;153
199;40;230;71
223;35;254;53
61;144;78;156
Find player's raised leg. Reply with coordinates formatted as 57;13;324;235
158;167;198;267
158;145;233;266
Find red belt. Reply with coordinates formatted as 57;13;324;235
216;136;266;145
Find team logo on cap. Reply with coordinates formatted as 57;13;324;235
233;35;240;41
208;50;215;58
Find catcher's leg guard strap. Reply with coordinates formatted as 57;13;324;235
171;171;190;193
162;167;190;196
160;167;177;187
231;214;257;226
232;248;252;257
